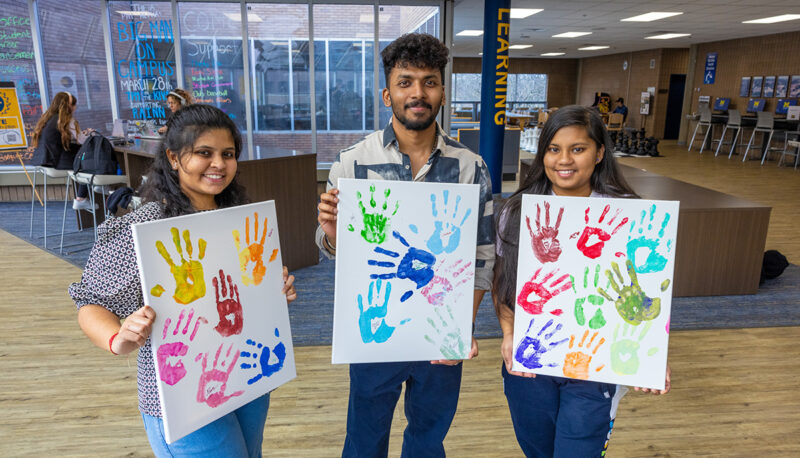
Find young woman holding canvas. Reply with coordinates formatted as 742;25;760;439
492;105;671;457
69;104;296;457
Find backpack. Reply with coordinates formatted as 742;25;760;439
73;131;118;176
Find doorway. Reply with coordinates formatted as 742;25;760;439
664;74;686;139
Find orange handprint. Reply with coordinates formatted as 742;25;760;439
233;212;279;286
562;330;605;380
152;227;207;305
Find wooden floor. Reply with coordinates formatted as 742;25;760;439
2;141;799;457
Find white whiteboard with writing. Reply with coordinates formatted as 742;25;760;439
132;201;295;443
332;178;479;364
512;195;679;389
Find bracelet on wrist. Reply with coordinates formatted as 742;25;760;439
325;234;336;251
108;332;119;355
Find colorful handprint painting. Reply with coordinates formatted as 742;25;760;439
333;178;479;364
131;201;296;444
512;195;678;390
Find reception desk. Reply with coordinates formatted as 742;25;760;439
115;139;319;270
519;160;771;296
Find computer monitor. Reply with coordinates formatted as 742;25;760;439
746;98;766;113
713;97;731;111
775;98;798;115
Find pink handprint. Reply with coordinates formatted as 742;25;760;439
421;259;474;306
195;343;244;408
213;269;243;337
527;202;564;263
517;267;572;316
570;204;629;259
156;309;207;386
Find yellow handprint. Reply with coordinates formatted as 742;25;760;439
152;227;208;305
233;212;279;286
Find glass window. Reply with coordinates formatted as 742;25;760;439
108;2;177;124
38;0;112;135
0;6;40;165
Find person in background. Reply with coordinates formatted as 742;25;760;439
31;91;95;210
70;104;296;457
158;89;193;134
612;97;628;123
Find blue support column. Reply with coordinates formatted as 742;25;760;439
478;0;510;195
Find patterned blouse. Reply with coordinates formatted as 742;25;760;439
69;201;165;416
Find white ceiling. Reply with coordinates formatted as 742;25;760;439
451;0;800;58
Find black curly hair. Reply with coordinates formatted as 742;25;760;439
381;33;449;84
140;104;249;217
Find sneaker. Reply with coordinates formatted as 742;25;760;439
72;199;98;211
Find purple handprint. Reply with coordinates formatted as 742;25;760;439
156;308;207;386
514;317;568;370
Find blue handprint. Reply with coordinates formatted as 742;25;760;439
514;317;569;370
239;328;286;385
424;190;472;255
626;204;673;274
357;279;408;343
368;231;436;302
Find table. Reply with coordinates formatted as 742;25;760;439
518;159;771;296
115;139;319;270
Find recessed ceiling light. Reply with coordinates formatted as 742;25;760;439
457;30;484;36
621;12;683;22
509;44;533;49
541;52;565;56
510;8;543;19
553;32;592;38
578;45;610;51
646;33;691;39
224;13;262;22
743;14;800;24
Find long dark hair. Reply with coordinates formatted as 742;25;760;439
493;105;638;312
140;104;248;217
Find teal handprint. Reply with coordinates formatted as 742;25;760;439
610;321;658;375
424;303;468;359
425;190;472;255
626;204;673;274
598;260;670;326
357;279;408;344
347;184;399;244
570;265;609;330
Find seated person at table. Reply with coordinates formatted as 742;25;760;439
157;89;193;134
612;97;628;122
31;91;96;210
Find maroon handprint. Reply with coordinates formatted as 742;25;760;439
213;269;243;337
517;267;572;316
570;204;629;259
156;308;208;386
195;343;244;408
527;202;564;263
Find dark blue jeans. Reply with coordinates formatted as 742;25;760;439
342;361;463;458
502;364;624;458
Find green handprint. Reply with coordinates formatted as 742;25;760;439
152;227;208;305
570;265;609;329
347;184;399;244
610;321;658;375
424;304;468;359
597;259;670;326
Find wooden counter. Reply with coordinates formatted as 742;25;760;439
519;160;771;296
116;140;319;270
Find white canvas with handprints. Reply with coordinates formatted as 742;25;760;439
332;178;479;364
131;201;296;443
512;195;679;389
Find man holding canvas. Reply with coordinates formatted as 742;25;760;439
315;33;494;457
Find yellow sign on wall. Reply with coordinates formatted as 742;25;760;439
0;82;28;150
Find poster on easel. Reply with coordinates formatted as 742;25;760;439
0;82;28;150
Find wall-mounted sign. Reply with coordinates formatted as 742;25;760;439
704;52;717;85
0;82;27;150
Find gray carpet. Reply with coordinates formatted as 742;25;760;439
5;201;799;346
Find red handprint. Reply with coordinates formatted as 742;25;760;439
517;267;572;316
156;308;208;386
213;269;243;337
195;343;244;408
527;202;564;263
570;204;629;259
